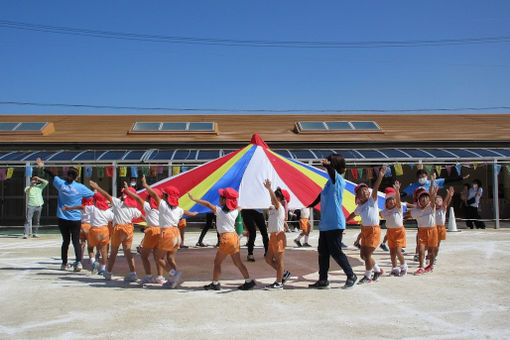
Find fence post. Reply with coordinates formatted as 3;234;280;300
493;159;500;229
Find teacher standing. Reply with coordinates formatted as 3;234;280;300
36;158;94;271
308;154;358;289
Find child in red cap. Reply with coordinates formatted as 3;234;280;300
380;181;408;276
188;188;255;291
434;186;455;264
79;196;95;266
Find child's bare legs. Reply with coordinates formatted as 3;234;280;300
434;241;441;258
87;246;94;261
179;228;185;246
265;249;284;282
427;247;437;267
122;241;135;272
361;246;376;270
212;251;228;281
98;245;108;265
418;244;426;268
231;252;250;279
166;250;177;271
106;245;120;272
390;247;405;267
382;233;388;245
154;252;163;276
140;247;153;275
155;248;171;272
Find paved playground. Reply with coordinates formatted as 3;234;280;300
0;228;509;339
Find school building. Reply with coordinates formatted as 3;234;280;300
1;114;510;226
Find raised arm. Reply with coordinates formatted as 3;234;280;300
89;180;113;202
141;175;162;206
372;165;386;202
444;186;455;209
123;181;145;206
321;159;336;184
263;179;280;210
36;157;55;179
393;180;402;208
187;193;215;212
429;173;438;209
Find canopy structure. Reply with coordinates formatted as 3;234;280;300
138;134;386;221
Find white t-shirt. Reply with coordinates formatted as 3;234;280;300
300;207;310;219
435;207;446;226
143;202;160;227
354;196;380;226
82;205;92;224
380;206;403;228
112;197;141;225
268;205;285;233
158;200;183;228
411;206;436;228
90;207;114;228
215;206;238;234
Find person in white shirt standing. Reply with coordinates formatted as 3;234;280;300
465;179;486;229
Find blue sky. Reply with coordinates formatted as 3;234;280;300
1;1;509;115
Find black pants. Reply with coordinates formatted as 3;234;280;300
241;209;269;256
198;213;219;244
465;206;486;229
318;229;354;281
58;218;82;264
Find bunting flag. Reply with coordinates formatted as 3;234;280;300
37;167;45;177
172;166;181;176
157;165;164;175
350;168;359;180
119;166;127;177
97;167;105;178
385;166;392;177
6;168;14;179
76;166;82;178
473;162;479;170
373;167;380;177
366;167;374;179
506;165;510;174
394;163;403;176
357;168;364;178
105;166;114;178
181;166;188;173
408;163;415;169
141;166;149;176
137;134;387;224
495;164;502;175
85;166;93;178
446;165;452;176
49;167;58;176
424;165;432;173
455;164;462;176
130;166;138;178
62;166;69;175
149;166;158;177
25;165;33;178
0;169;6;181
435;165;442;176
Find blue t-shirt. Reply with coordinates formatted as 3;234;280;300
403;178;445;197
318;171;346;231
53;176;94;221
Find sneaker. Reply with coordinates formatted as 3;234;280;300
98;269;105;276
343;274;358;289
169;271;182;288
196;242;207;247
308;280;330;289
302;243;312;248
401;248;406;253
103;271;112;280
32;234;40;238
413;254;419;262
124;272;138;282
400;267;408;276
294;239;302;247
282;270;291;284
433;258;437;265
373;269;384;282
357;276;372;285
424;265;434;273
247;254;255;262
154;275;166;284
180;245;189;249
265;282;283;290
60;263;67;271
353;241;361;249
23;235;28;239
390;268;400;277
238;280;256;290
340;242;348;248
379;243;389;251
414;268;425;275
91;262;99;275
74;262;82;272
139;275;155;285
204;282;221;290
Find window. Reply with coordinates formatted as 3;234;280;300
0;122;51;133
132;122;216;133
296;121;381;132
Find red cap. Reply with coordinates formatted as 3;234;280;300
219;188;239;210
94;192;109;210
280;189;290;203
122;187;138;208
150;188;163;209
354;183;368;194
384;187;396;199
163;185;180;207
82;197;94;206
413;187;427;203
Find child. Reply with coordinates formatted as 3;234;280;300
294;207;312;247
346;166;386;284
79;197;94;264
263;179;291;290
410;174;439;275
380;182;408;276
143;176;197;288
188;188;255;291
122;182;165;285
434;186;454;262
178;218;188;249
89;180;143;282
410;186;427;262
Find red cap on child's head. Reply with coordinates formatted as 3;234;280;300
354;183;368;194
219;188;239;210
82;197;94;206
384;187;396;199
280;189;291;203
163;186;180;206
121;187;138;208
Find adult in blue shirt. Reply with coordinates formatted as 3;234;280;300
36;158;94;271
402;168;469;198
308;154;357;289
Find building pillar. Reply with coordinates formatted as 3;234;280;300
112;161;118;198
493;160;500;229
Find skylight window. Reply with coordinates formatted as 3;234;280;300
132;122;216;132
296;121;381;133
0;122;48;131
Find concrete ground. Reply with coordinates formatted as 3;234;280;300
0;227;509;339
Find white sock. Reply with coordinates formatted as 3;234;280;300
90;258;96;265
392;267;399;272
100;264;106;270
304;236;309;243
212;280;219;285
296;235;303;241
245;278;252;283
169;269;176;276
400;263;408;270
373;264;381;273
365;270;372;278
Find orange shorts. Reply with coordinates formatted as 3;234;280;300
218;232;240;255
157;227;181;251
178;219;186;229
111;223;134;248
387;227;406;248
107;221;113;238
418;227;439;248
269;231;286;253
141;226;161;249
360;225;381;248
299;218;311;234
87;226;110;247
80;223;91;240
437;225;446;241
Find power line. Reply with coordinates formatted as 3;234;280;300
1;100;509;113
1;19;510;49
